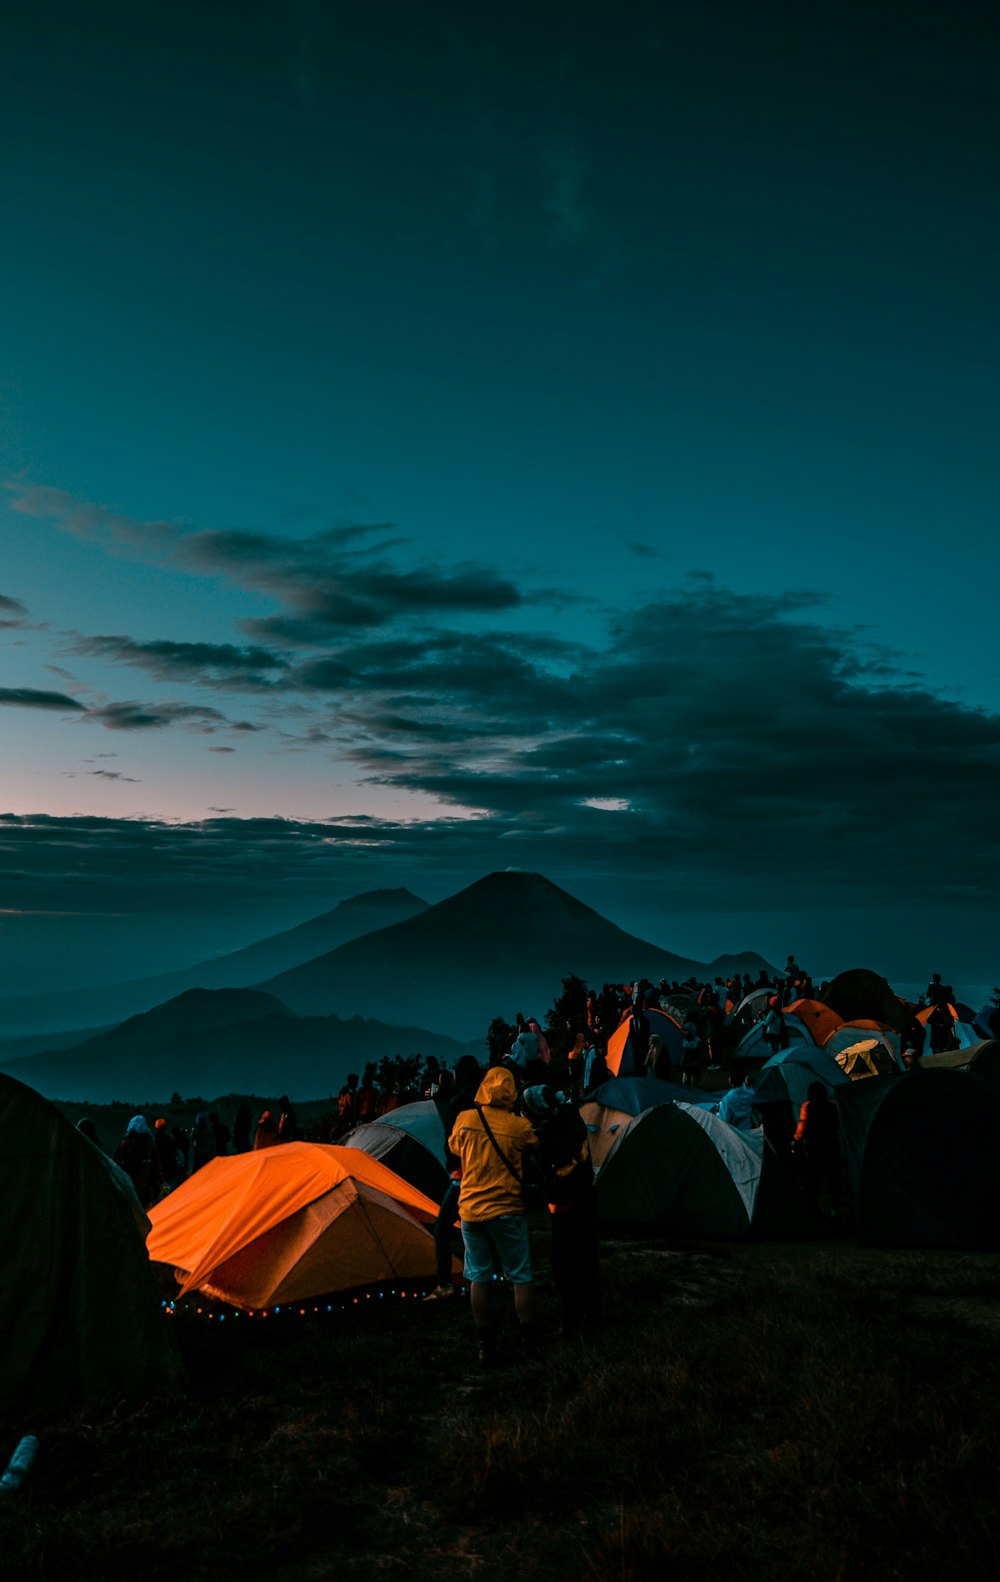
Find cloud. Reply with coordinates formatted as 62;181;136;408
10;483;537;643
84;700;228;732
6;485;180;558
0;687;85;712
0;594;30;628
89;769;142;782
69;634;288;689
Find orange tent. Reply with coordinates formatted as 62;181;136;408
784;999;843;1046
147;1142;453;1309
916;1002;958;1026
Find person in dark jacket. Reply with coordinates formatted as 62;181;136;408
232;1104;253;1154
792;1082;840;1217
277;1096;299;1142
522;1085;600;1337
189;1112;217;1173
113;1115;163;1208
424;1054;483;1302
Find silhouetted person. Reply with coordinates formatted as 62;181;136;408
522;1085;600;1338
424;1054;483;1304
153;1117;182;1189
76;1117;104;1151
189;1112;217;1173
924;972;955;1007
253;1110;279;1149
114;1115;163;1208
792;1082;840;1219
209;1111;230;1156
232;1104;253;1154
277;1095;299;1142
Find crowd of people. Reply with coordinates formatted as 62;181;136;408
78;961;986;1367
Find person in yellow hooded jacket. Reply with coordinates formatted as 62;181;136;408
448;1065;538;1365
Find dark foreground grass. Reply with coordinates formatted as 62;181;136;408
4;1233;1000;1581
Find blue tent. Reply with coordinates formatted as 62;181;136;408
584;1075;717;1116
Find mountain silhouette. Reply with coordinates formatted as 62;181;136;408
0;985;479;1104
0;888;429;1038
260;870;776;1041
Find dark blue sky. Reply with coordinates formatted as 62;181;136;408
1;1;998;994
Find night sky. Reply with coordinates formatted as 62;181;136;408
2;0;998;996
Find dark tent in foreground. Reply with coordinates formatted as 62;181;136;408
836;1070;1000;1248
0;1073;185;1418
341;1100;449;1202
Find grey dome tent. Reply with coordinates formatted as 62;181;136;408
342;1100;449;1202
594;1100;808;1239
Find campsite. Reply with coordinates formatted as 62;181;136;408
4;955;1000;1581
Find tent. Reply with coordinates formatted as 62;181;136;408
822;1023;901;1062
584;1075;717;1116
783;998;842;1046
820;968;911;1033
727;987;776;1039
147;1142;452;1309
752;1050;853;1154
580;1078;715;1171
592;1100;808;1238
832;1038;898;1079
836;1071;1000;1248
0;1073;185;1416
606;1007;683;1077
974;1000;1000;1040
736;1018;811;1064
921;1039;1000;1082
342;1100;450;1202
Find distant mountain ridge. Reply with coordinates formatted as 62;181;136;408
0;986;480;1104
261;870;778;1041
0;888;429;1037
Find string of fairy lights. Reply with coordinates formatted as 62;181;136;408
159;1282;500;1321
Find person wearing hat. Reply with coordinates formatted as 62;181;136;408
521;1085;601;1338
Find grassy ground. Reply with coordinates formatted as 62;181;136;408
3;1226;1000;1581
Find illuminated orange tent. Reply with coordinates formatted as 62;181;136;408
146;1143;454;1309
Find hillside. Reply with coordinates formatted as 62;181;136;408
0;986;481;1104
261;870;777;1041
0;887;429;1038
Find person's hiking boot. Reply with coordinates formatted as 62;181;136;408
476;1328;500;1369
422;1284;455;1302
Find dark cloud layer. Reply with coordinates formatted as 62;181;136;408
0;687;84;712
84;701;228;732
10;487;534;645
6;485;999;924
70;634;288;689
